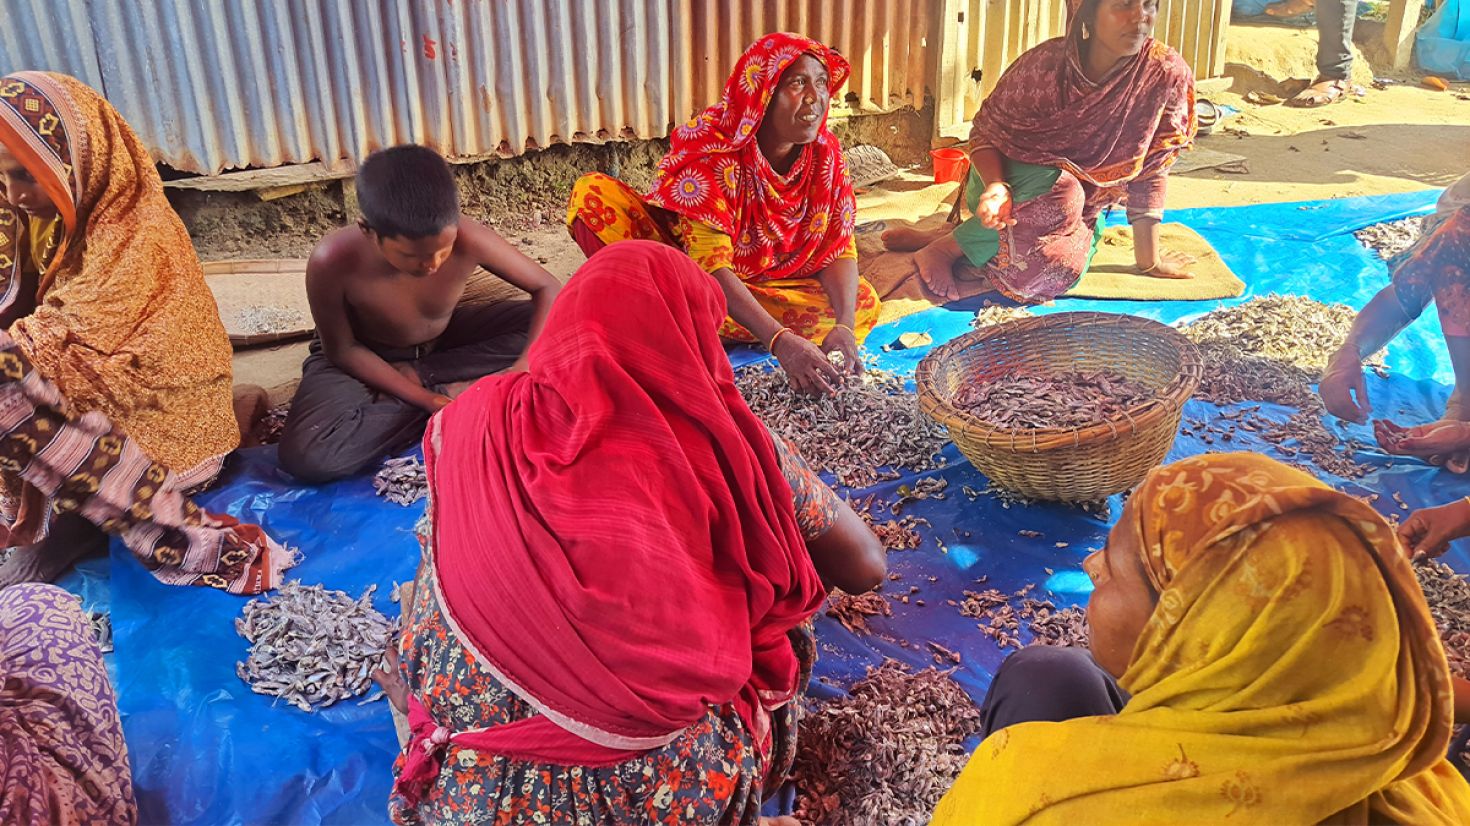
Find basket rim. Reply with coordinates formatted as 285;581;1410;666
915;311;1203;450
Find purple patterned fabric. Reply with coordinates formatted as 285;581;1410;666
0;583;136;825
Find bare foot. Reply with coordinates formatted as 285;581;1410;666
233;384;270;448
0;515;108;589
914;235;966;302
882;222;953;252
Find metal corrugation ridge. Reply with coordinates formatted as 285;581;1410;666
685;0;930;116
81;1;338;174
0;0;104;90
5;0;933;174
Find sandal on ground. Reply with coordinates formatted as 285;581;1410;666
1264;0;1314;18
1286;78;1348;108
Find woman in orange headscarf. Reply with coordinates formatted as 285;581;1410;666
567;33;880;397
0;71;238;586
933;453;1470;824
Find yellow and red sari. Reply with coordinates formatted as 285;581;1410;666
0;72;237;546
567;33;879;344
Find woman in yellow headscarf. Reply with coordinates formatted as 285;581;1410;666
0;71;238;586
933;453;1470;825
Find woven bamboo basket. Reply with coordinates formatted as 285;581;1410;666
915;312;1203;502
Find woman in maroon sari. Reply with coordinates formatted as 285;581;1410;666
900;0;1197;303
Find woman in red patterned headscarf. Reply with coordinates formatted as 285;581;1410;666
567;33;879;397
896;0;1197;304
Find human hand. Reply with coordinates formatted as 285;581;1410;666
422;393;453;413
371;641;409;714
392;361;424;388
1398;497;1470;560
1320;347;1370;424
820;325;864;376
975;185;1016;230
1138;249;1195;279
1375;419;1470;459
773;332;843;396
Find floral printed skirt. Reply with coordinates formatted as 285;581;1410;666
390;560;815;825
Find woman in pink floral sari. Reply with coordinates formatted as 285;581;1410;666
901;0;1197;303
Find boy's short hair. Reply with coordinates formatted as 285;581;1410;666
356;145;460;239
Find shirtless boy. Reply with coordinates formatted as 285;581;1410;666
279;145;559;483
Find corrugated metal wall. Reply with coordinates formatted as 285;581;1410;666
934;0;1229;136
0;0;1224;175
682;1;931;116
0;0;931;175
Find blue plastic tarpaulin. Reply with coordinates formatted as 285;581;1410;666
71;188;1469;825
1419;0;1470;80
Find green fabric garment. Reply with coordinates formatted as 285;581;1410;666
952;159;1100;272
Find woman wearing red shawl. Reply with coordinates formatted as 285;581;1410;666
903;0;1197;303
382;241;884;824
567;34;879;397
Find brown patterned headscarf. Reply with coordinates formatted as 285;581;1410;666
0;72;238;545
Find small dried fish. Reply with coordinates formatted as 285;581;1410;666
736;363;950;489
1354;216;1426;261
971;304;1034;329
87;610;114;654
374;457;427;506
252;402;291;446
1415;558;1470;680
234;305;306;336
958;584;1089;650
849;495;926;551
980;480;1109;519
235;581;394;712
1181;296;1381;479
891;477;948;515
792;661;982;826
825;589;892;634
952;369;1154;430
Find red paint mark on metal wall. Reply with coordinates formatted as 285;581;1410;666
422;35;437;60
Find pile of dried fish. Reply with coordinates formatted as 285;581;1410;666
952;369;1155;430
793;661;982;825
252;403;291;446
959;586;1024;648
1182;296;1386;401
1354;216;1426;261
235;581;394;712
1023;598;1090;648
736;364;949;488
971;304;1034;329
1180;296;1381;478
374;457;427;506
849;495;926;551
234;306;306;336
958;582;1089;650
1415;558;1470;680
826;589;892;634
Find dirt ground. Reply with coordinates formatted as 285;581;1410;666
229;18;1470;401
